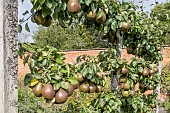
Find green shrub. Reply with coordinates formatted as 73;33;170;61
160;62;170;111
32;24;108;50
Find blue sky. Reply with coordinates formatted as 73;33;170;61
18;0;168;42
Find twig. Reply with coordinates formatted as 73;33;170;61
20;14;34;24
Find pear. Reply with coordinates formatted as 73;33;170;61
42;15;52;27
77;73;84;82
96;14;106;24
67;0;81;13
95;85;103;93
55;88;68;104
66;82;74;96
122;20;131;30
79;82;90;93
34;11;46;25
42;83;55;99
89;83;96;93
86;11;96;20
121;66;128;75
32;82;43;97
142;68;149;76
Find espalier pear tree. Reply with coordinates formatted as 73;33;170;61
19;0;165;113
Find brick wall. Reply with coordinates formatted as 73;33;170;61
18;47;170;78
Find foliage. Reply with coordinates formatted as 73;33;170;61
18;0;166;112
19;44;160;113
159;62;170;112
21;45;80;92
32;24;108;50
87;92;122;113
161;62;170;93
151;2;170;44
19;0;165;61
163;97;170;112
76;54;105;86
19;0;137;34
120;94;158;113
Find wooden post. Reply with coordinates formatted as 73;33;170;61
0;0;18;113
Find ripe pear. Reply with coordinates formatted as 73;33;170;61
67;0;81;13
79;82;90;93
142;68;149;76
95;85;103;93
32;82;43;97
121;66;128;75
55;88;68;104
34;11;46;25
89;83;96;93
122;91;129;97
77;73;84;82
42;15;52;27
121;20;130;30
96;14;106;24
66;82;74;96
86;11;96;20
42;83;55;99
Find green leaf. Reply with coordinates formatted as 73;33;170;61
19;18;24;23
25;23;30;32
21;0;24;3
115;15;122;21
23;54;30;65
51;64;58;71
30;58;35;68
92;63;97;73
53;83;60;91
38;0;45;4
31;16;35;23
52;75;61;80
24;73;33;86
42;59;47;66
34;73;43;80
81;66;88;77
99;99;106;108
60;68;68;74
138;67;143;73
132;61;137;67
42;7;52;18
67;103;73;110
58;16;68;28
56;58;64;64
109;99;115;106
46;0;53;9
18;24;22;33
60;81;68;90
22;10;29;16
68;77;78;84
131;74;138;80
96;9;104;19
85;0;92;6
111;20;117;31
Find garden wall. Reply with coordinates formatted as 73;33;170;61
18;47;170;78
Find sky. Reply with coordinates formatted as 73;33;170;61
18;0;168;43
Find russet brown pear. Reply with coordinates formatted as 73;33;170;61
32;82;43;97
67;0;81;13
